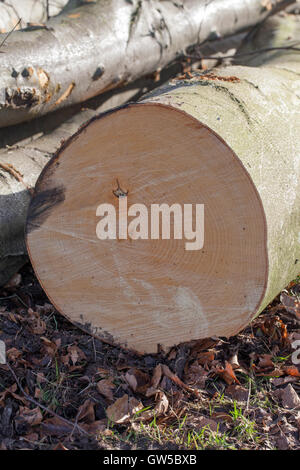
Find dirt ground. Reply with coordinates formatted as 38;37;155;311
0;263;299;450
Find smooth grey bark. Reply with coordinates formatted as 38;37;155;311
141;13;300;322
0;0;293;127
0;0;72;32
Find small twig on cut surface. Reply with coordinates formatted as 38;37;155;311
5;360;90;436
0;18;21;51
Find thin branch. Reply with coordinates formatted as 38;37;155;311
5;360;90;436
0;18;21;51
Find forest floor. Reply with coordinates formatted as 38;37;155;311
0;263;299;450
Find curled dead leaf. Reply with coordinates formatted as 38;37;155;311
106;394;144;424
125;368;150;394
215;361;240;385
17;406;43;426
97;379;115;401
77;399;95;424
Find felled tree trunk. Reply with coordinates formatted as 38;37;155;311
0;0;293;127
0;0;73;32
0;33;247;287
26;14;300;354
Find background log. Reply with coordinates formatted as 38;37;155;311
26;14;300;354
0;1;76;32
0;0;293;127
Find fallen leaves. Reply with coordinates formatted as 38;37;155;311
0;263;299;450
106;394;143;424
281;292;300;320
97;379;115;401
125;368;150;394
16;406;43;427
215;361;240;385
280;384;300;409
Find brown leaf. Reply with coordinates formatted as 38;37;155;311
184;361;208;389
18;406;43;426
154;391;169;416
281;384;300;409
106;394;143;424
0;383;28;406
77;399;95;423
81;419;107;434
30;318;46;335
97;379;115;401
258;354;274;370
284;366;300;378
146;364;163;397
6;347;22;362
216;361;240;385
192;416;219;432
125;368;150;394
226;384;249;402
197;351;215;366
281;292;300;319
162;364;200;397
67;345;86;366
41;417;73;436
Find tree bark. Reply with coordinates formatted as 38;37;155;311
0;0;293;127
26;13;300;354
0;0;74;32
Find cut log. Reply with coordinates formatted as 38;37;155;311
0;34;247;287
0;0;74;32
0;0;293;127
26;14;300;354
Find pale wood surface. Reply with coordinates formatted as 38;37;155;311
27;104;267;353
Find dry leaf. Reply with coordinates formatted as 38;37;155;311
67;345;86;365
281;384;300;409
81;419;107;434
41;417;73;436
146;364;163;397
162;364;201;397
106;394;143;424
77;399;95;423
216;361;240;385
197;350;215;366
281;292;300;319
97;379;115;401
18;406;43;426
284;366;300;378
125;368;150;394
154;391;169;415
31;318;46;335
226;384;249;402
258;354;274;370
184;361;207;388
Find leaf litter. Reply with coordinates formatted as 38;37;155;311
0;263;299;450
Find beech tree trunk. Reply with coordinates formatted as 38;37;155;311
26;14;300;354
0;0;74;32
0;33;247;287
0;0;293;127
